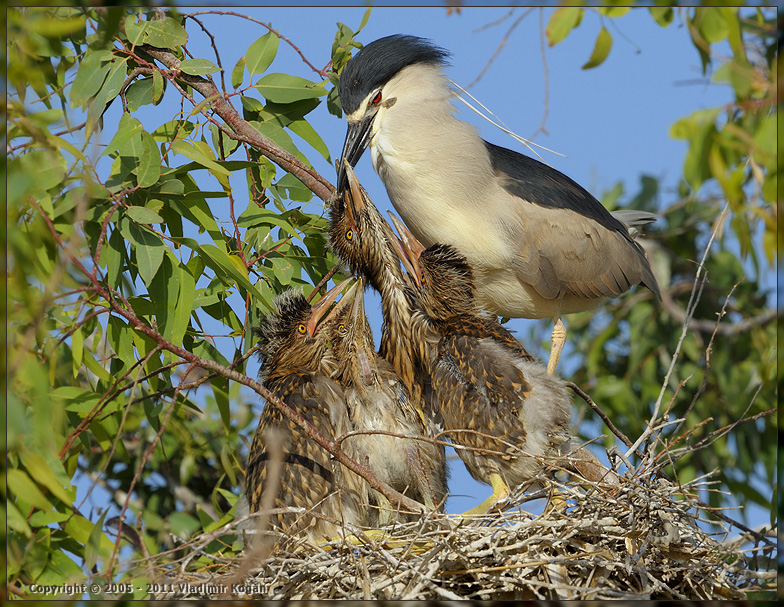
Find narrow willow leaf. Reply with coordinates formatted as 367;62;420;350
18;450;76;504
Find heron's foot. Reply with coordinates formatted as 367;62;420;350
547;317;567;375
543;487;568;514
459;473;510;517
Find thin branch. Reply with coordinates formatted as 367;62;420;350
625;203;729;459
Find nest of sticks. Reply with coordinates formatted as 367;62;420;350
147;427;775;601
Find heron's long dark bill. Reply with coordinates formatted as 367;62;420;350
387;212;425;288
336;114;375;192
306;277;358;338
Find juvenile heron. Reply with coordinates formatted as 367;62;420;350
330;278;447;522
336;34;661;373
243;280;371;545
390;215;618;515
329;163;447;514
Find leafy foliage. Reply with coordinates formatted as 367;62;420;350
5;5;775;599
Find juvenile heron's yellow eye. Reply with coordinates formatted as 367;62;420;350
345;228;354;242
337;324;346;332
297;323;307;335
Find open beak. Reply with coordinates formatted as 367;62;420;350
307;277;356;338
341;160;365;239
336;111;376;193
387;212;426;288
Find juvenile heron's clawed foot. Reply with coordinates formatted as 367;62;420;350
459;473;510;517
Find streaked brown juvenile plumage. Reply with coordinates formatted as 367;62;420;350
328;163;447;510
391;219;617;514
330;280;447;521
242;283;371;545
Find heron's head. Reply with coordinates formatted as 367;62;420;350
329;161;402;290
388;213;475;321
256;278;356;381
336;34;450;193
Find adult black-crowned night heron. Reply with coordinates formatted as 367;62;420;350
336;34;661;374
390;215;617;515
242;280;372;545
329;278;447;523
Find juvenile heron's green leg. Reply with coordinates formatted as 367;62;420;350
460;473;510;516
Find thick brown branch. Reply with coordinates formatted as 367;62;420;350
141;46;335;202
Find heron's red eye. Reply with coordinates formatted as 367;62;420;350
370;91;382;105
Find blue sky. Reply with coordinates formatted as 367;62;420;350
79;6;772;530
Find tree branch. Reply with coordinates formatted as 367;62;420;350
141;45;335;202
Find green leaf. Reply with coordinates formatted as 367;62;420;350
255;73;328;104
126;205;164;225
179;58;221;76
649;6;674;27
246;32;279;76
697;7;729;44
125;221;165;287
582;27;612;70
251;120;305;162
597;6;629;18
7;469;54;511
85;510;109;572
546;7;583;47
71;327;83;378
152;69;165;102
273;173;312;203
125;76;155;111
288;117;331;163
70;49;113;108
142;17;188;48
7;501;33;538
232;56;246;89
102;113;143;157
171;139;232;182
171;262;195;347
97;56;129;107
19;450;76;504
136;131;161;188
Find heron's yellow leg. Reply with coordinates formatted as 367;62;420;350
460;473;510;516
547;317;567;375
544;487;567;513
